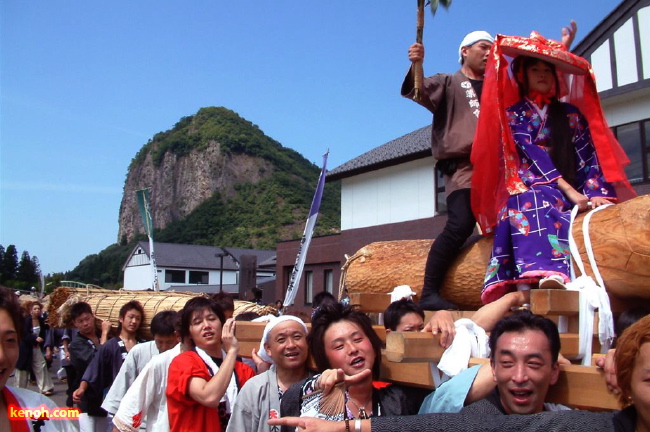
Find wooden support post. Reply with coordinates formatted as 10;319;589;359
385;332;446;362
531;290;580;315
349;292;393;313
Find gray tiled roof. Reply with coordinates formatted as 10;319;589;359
223;247;276;267
134;241;237;270
258;255;277;268
131;242;275;271
327;125;432;181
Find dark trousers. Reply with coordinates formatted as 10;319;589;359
64;365;76;407
422;188;476;296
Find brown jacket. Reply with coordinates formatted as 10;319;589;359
402;68;480;194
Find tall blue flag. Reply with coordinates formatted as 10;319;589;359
284;151;329;306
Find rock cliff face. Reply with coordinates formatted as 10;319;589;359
118;140;273;244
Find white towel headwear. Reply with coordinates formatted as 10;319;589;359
389;285;417;303
458;30;494;64
258;315;308;364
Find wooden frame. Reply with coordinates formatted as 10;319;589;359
234;321;617;410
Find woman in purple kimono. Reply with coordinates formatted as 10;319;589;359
480;55;617;302
471;32;635;305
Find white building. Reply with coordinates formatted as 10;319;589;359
573;0;650;195
123;241;275;294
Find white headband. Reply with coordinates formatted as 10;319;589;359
257;315;308;364
458;30;494;64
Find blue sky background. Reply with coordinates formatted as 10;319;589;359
1;1;620;275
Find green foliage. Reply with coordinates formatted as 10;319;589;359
427;0;452;16
17;251;39;287
44;273;66;294
0;245;41;291
71;106;341;286
66;243;132;288
157;175;340;250
0;245;18;282
129;107;315;180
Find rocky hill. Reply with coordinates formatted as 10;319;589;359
117;106;340;249
66;107;339;286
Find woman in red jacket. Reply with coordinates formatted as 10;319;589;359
166;296;254;432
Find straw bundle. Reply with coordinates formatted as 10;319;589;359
233;301;277;318
18;294;43;308
49;286;278;339
48;286;116;321
52;289;200;339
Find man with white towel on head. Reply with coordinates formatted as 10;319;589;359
227;316;312;432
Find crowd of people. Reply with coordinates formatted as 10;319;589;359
1;14;647;432
1;285;647;432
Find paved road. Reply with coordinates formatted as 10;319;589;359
10;351;80;429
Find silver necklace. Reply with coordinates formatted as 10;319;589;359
347;395;371;419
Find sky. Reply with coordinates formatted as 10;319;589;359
0;0;621;275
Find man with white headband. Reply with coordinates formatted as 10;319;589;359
400;23;576;312
227;315;311;432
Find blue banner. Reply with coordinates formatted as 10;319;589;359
284;151;329;306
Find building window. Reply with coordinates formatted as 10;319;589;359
614;119;649;184
189;271;209;284
324;270;334;294
165;270;185;284
304;271;313;305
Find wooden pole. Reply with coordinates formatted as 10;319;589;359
413;0;425;101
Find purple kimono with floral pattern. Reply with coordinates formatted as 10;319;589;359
481;99;617;304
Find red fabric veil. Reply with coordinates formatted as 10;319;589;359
470;32;636;235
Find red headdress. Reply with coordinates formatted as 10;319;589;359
471;32;635;235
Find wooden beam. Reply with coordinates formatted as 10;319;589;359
382;359;619;409
237;323;600;361
234;322;616;409
531;290;603;336
382;357;618;410
235;321;269;339
531;290;580;315
349;293;393;313
385;332;446;363
385;331;594;362
236;322;386;345
467;358;618;410
379;356;435;389
350;293;477;321
550;364;618;410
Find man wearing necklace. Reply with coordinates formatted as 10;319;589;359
279;304;427;431
227;315;311;432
